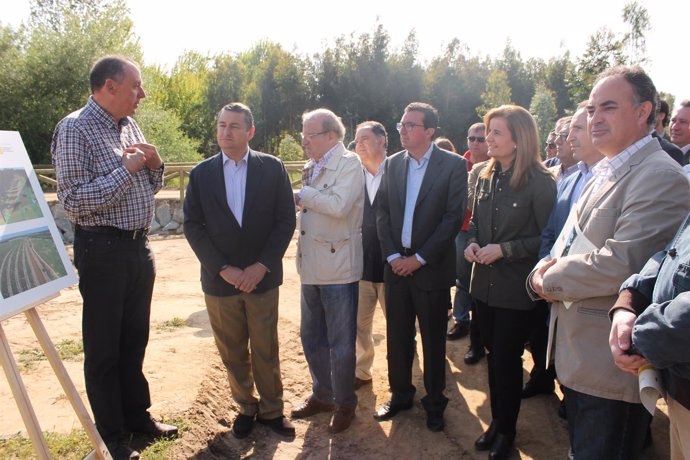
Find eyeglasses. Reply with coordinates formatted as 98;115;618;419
396;122;424;132
467;136;486;143
300;131;327;140
546;142;557;149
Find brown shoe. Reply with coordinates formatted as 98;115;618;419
290;396;335;419
329;406;355;433
354;377;372;390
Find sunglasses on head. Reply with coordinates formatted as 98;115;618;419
467;136;486;143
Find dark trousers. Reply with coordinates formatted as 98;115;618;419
563;386;651;460
526;300;555;382
476;300;533;437
74;229;155;443
385;273;449;413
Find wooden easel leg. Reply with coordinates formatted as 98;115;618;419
24;308;111;460
0;320;52;460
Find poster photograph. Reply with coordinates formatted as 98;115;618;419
0;131;77;321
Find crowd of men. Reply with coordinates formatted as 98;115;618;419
51;55;690;460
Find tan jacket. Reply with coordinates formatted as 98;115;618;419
296;143;364;285
532;139;690;403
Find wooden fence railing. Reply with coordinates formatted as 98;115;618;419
33;160;307;201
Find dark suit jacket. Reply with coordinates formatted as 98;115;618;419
183;150;296;296
376;145;467;290
362;176;385;283
538;170;582;258
653;131;684;166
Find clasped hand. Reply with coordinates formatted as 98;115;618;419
219;263;267;293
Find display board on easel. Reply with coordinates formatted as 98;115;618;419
0;131;110;459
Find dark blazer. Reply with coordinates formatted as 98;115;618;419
538;169;582;258
184;150;296;296
362;177;385;283
376;145;467;290
653;131;684;166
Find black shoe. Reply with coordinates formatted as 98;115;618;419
231;413;255;439
105;443;140;460
257;415;295;438
489;433;515;460
354;377;373;390
521;378;555;398
426;411;444;432
127;415;178;439
475;420;498;451
464;346;485;365
373;401;413;421
558;397;567;419
447;322;469;340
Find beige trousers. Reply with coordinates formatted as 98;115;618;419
355;280;386;380
205;288;284;419
669;395;690;460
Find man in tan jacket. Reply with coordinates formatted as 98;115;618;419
290;108;365;434
529;66;690;459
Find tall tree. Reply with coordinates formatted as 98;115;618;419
622;0;650;66
529;84;558;152
477;69;512;119
572;27;627;103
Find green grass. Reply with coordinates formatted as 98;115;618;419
16;339;83;372
0;418;188;459
156;317;186;332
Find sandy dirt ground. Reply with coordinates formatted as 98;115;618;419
0;235;670;459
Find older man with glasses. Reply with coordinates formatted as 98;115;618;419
290;108;365;434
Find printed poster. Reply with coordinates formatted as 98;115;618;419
0;131;77;320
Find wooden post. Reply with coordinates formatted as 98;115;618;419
179;170;185;202
0;321;51;460
24;308;111;460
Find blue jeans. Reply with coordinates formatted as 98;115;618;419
300;282;358;408
452;231;472;323
562;386;651;460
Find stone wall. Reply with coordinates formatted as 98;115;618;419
49;198;185;243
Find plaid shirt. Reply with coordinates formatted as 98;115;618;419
51;97;163;230
590;135;652;195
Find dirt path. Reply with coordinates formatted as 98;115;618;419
0;236;669;459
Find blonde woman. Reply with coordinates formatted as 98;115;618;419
465;105;556;459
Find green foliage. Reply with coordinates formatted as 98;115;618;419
0;429;91;459
1;5;675;168
0;0;141;163
573;27;627;103
477;69;513;119
622;0;650;65
157;316;187;331
277;133;305;161
134;101;203;164
530;85;558;154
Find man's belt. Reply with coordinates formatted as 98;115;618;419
76;225;149;240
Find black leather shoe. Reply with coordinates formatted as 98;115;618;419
489;433;515;459
105;443;140;460
426;411;444;432
464;346;485;365
128;416;178;439
521;378;555;398
447;322;469;340
232;413;255;439
558;397;567;419
373;401;413;421
257;415;295;438
475;420;498;451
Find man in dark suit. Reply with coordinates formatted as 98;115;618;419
374;102;467;432
184;103;296;440
353;121;388;390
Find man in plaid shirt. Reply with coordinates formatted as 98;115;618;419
51;55;175;460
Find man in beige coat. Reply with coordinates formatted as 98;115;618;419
290;108;365;434
529;66;690;459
